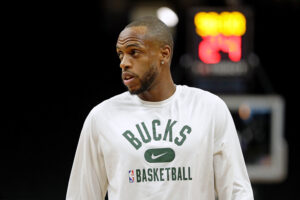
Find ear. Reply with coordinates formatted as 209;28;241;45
160;45;172;64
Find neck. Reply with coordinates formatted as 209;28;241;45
137;73;176;102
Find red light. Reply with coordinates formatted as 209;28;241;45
198;34;241;64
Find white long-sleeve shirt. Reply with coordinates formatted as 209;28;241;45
66;85;254;200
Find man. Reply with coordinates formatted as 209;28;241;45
66;16;254;200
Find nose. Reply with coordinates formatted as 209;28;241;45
120;55;132;70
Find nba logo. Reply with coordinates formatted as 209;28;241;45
128;170;134;183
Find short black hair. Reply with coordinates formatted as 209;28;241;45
125;16;174;54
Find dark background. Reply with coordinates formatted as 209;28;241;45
2;0;299;199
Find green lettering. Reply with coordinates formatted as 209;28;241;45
142;169;147;182
136;167;192;183
171;167;176;181
188;167;192;180
175;125;192;146
165;168;170;181
153;168;159;181
148;168;153;181
177;167;182;180
136;169;141;182
163;119;177;142
152;120;161;141
183;167;188;180
136;123;151;143
160;168;165;181
122;130;142;150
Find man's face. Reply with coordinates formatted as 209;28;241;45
116;26;161;94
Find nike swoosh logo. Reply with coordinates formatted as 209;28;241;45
151;152;168;160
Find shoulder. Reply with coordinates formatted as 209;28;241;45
88;91;133;118
178;85;226;108
179;85;232;130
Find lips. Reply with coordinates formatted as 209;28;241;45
122;71;137;85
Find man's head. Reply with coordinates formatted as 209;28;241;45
116;16;173;95
125;16;174;56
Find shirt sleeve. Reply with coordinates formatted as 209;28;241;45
213;98;254;200
66;109;108;200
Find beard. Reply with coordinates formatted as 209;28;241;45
129;64;158;95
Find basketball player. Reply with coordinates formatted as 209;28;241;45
66;16;254;200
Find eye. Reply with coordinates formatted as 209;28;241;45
117;51;123;60
130;49;140;57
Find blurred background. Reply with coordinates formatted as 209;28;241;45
2;0;299;199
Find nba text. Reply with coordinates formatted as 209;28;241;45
129;166;192;183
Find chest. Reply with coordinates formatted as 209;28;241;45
97;105;215;164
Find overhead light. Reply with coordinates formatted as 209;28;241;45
156;7;179;27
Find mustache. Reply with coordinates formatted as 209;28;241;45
121;70;138;79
